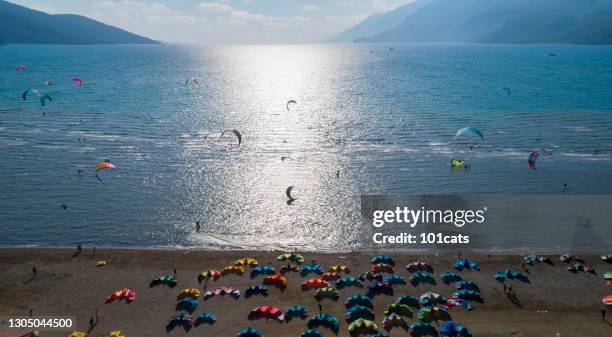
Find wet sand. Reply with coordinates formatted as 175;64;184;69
0;248;610;337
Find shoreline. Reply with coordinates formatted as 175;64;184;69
1;246;608;255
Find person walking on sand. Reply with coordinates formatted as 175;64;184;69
32;266;37;277
602;309;607;321
174;268;177;277
89;316;94;329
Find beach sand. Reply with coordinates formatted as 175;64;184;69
0;248;610;337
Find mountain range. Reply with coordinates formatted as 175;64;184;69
333;0;612;44
0;0;157;45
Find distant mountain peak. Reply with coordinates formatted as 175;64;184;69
337;0;612;45
0;0;158;45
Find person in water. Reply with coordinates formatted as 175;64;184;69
196;221;200;232
562;184;568;192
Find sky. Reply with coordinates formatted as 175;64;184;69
9;0;413;44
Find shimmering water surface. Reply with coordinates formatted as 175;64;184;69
1;43;612;249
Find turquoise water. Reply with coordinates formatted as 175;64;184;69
1;43;612;249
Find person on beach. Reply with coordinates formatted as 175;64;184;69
89;316;94;329
77;244;82;253
32;266;37;276
602;309;607;321
196;221;200;232
174;268;177;277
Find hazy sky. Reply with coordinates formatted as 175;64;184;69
9;0;412;44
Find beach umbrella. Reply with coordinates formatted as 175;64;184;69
251;265;276;279
419;292;446;306
345;295;373;310
602;295;612;306
308;313;339;335
602;272;612;280
371;263;394;274
150;274;177;288
344;305;375;323
410;272;436;287
440;321;472;337
410;321;437;337
347;318;378;336
452;289;483;303
222;265;245;276
286;305;309;321
365;282;393;298
301;262;324;276
381;313;408;331
177;288;201;300
263;274;288;291
455;280;480;292
105;288;136;303
166;313;195;332
278;252;305;264
301;329;325;337
406;262;434;273
245;285;269;298
396;295;420;308
359;271;383;282
372;255;395;266
248;306;285;322
236;327;264;337
336;276;364;289
302;278;330;291
329;264;350;273
176;297;198;313
280;264;300;274
383;303;413;318
440;272;463;285
204;287;240;300
602;255;612;262
315;287;340;302
453;258;480;271
417;306;451;323
235;257;258;267
322;271;342;282
383;274;406;285
194;312;216;326
198;270;221;283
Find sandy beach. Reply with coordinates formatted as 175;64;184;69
0;248;610;337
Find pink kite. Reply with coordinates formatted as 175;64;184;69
72;77;82;86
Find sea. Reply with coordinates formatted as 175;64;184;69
1;43;611;250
